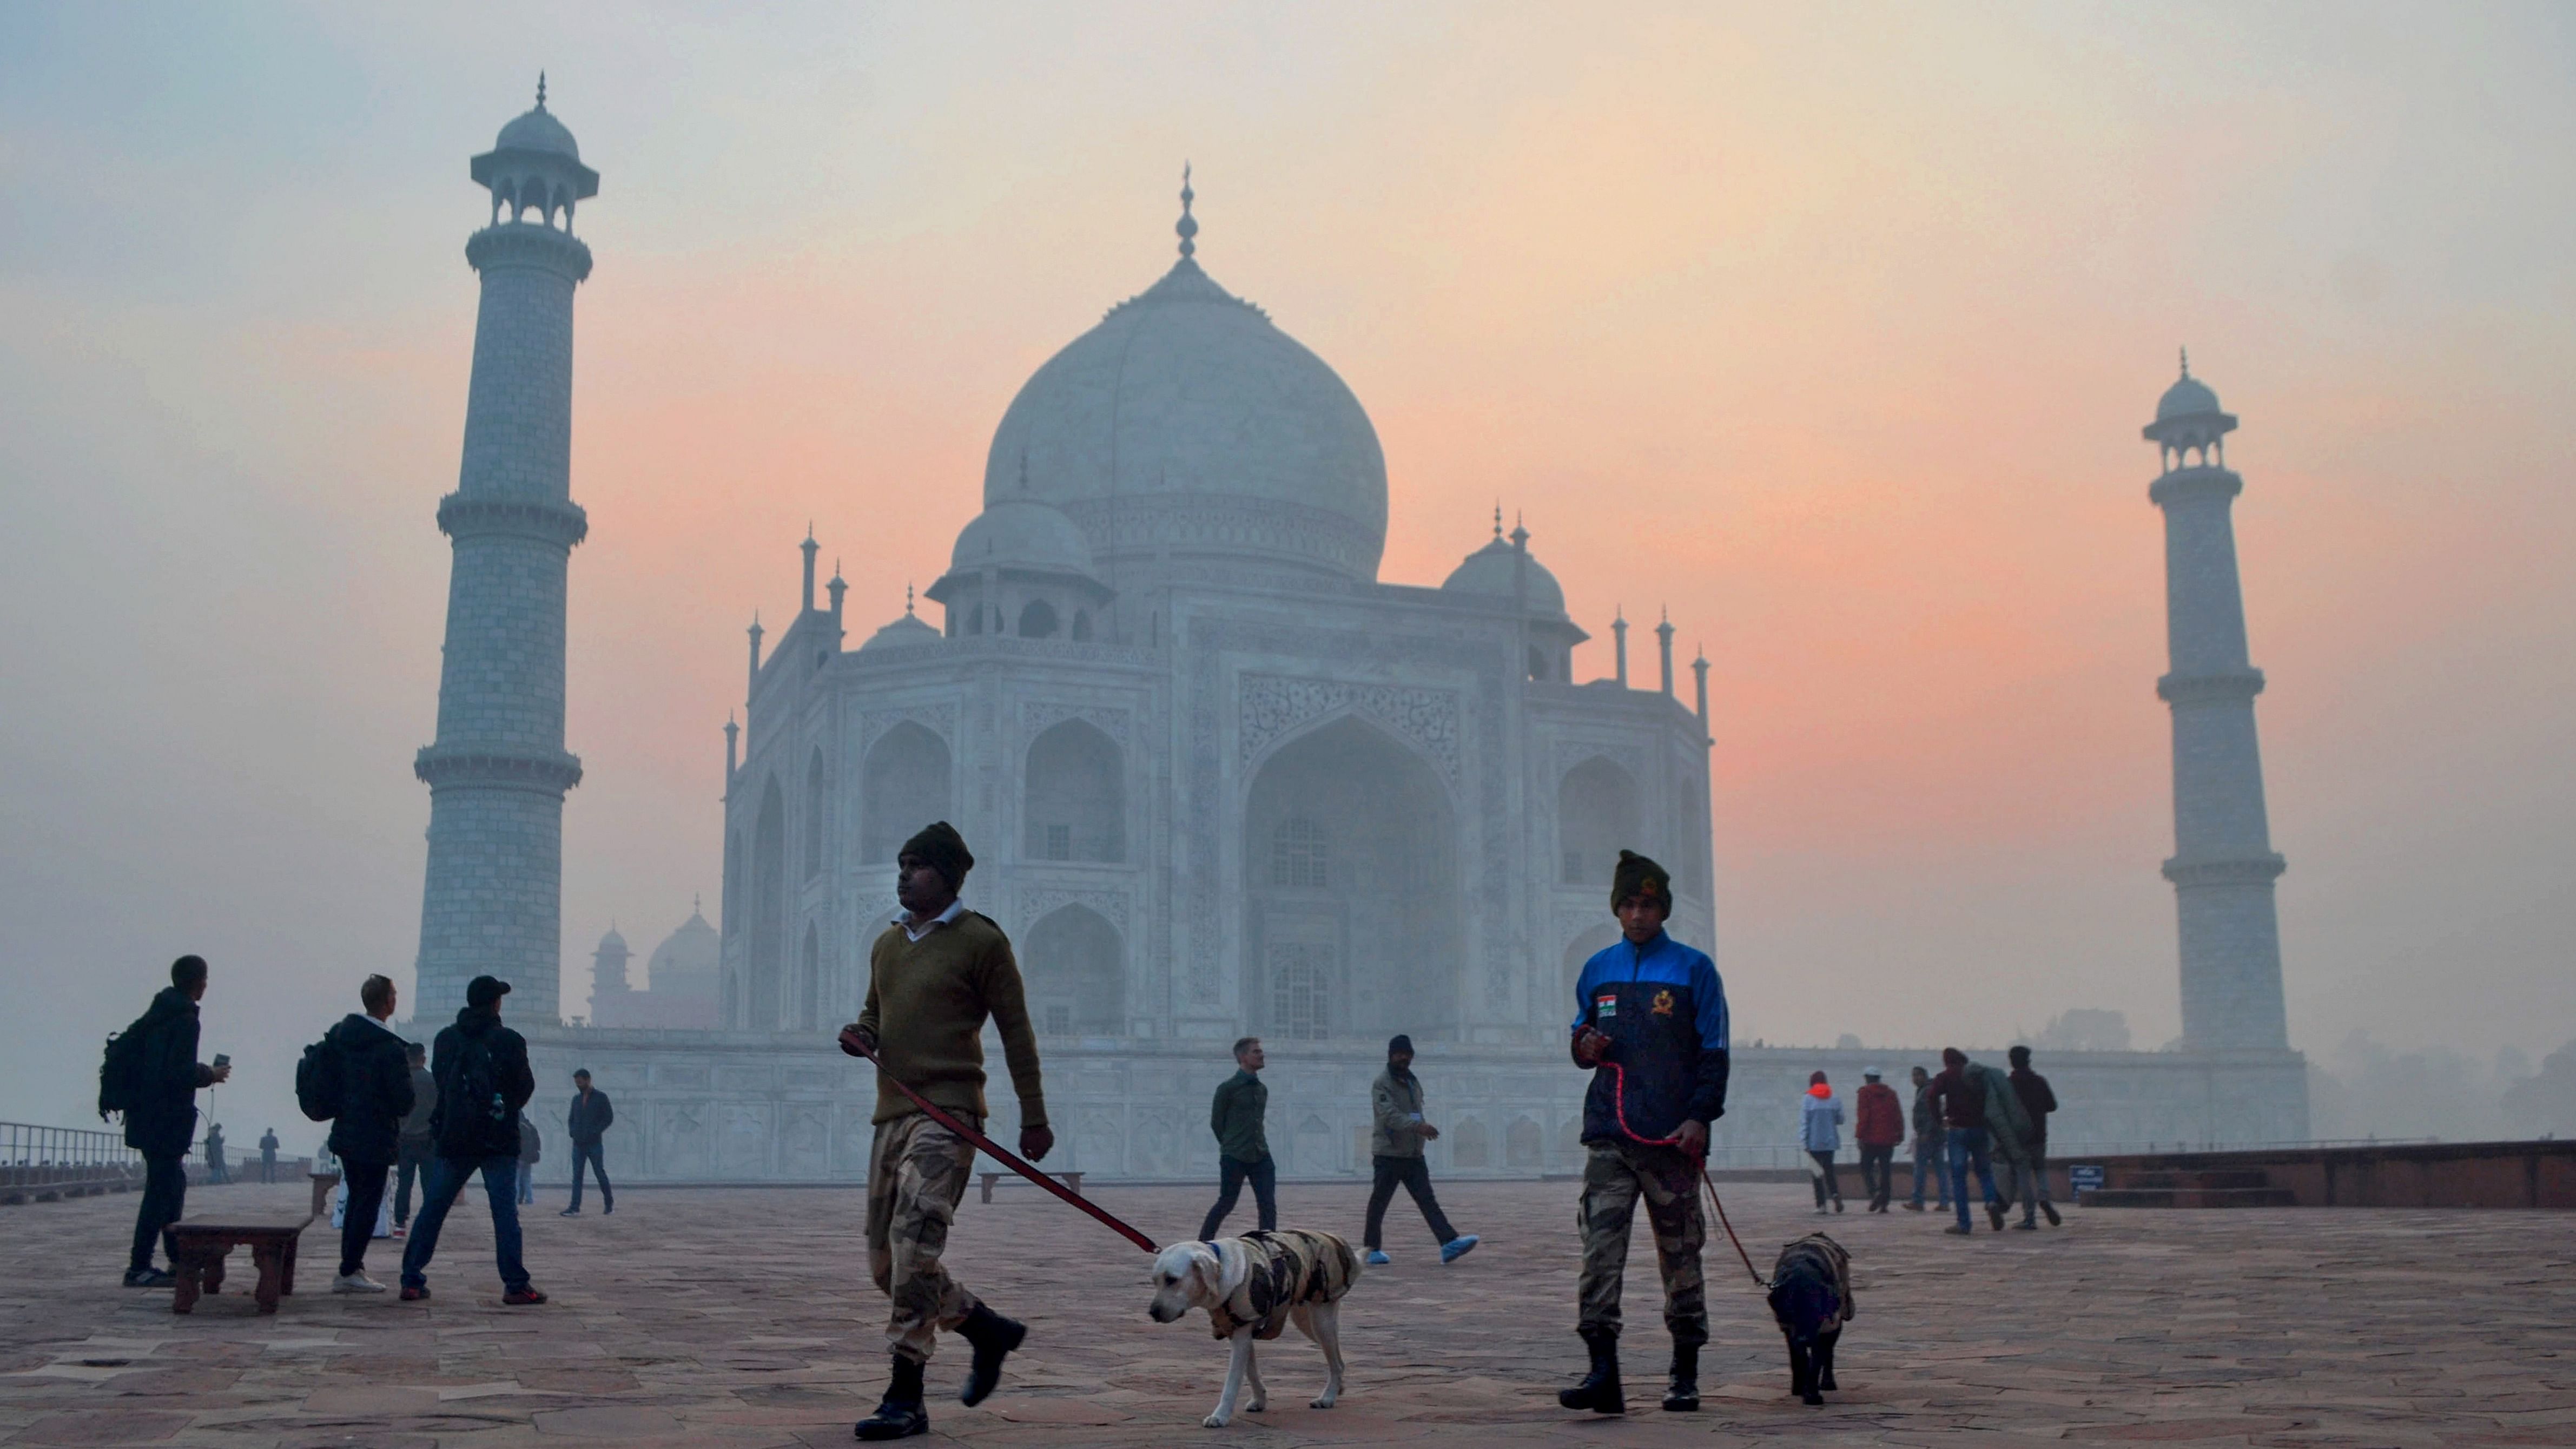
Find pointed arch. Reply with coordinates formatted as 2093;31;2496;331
798;921;822;1032
1021;905;1125;1036
1025;719;1124;864
1558;755;1641;887
862;722;952;862
749;775;787;1029
803;747;827;880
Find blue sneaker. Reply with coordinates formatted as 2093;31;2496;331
1439;1234;1480;1264
1365;1249;1391;1267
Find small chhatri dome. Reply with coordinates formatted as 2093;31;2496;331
471;73;599;215
947;497;1097;577
2155;347;2221;421
1441;511;1569;617
596;923;627;952
495;73;582;160
860;588;942;653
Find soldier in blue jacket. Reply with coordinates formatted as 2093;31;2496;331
1559;851;1729;1417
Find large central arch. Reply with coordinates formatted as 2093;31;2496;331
1241;714;1462;1041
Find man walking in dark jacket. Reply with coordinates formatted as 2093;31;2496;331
393;1042;435;1234
120;955;230;1287
2006;1045;2062;1228
1562;852;1729;1417
1926;1048;2005;1236
1364;1034;1478;1266
398;974;544;1304
562;1069;614;1216
1199;1038;1275;1239
1853;1068;1905;1212
1906;1065;1947;1211
258;1127;278;1183
324;974;415;1292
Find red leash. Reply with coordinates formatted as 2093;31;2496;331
849;1038;1159;1254
1600;1060;1769;1289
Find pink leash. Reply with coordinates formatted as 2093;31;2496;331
1601;1060;1769;1289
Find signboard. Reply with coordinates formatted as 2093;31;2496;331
2069;1164;2106;1196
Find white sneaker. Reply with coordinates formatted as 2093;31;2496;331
333;1272;387;1294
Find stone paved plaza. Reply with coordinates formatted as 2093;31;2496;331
3;1177;2570;1447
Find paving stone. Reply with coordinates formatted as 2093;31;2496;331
1;1179;2570;1445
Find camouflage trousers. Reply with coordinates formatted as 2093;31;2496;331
1575;1138;1708;1346
866;1111;982;1364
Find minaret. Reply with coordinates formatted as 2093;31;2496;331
412;78;600;1025
1655;610;1676;697
1611;609;1629;688
2144;351;2289;1051
591;925;632;996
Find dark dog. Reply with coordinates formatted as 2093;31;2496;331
1766;1233;1852;1405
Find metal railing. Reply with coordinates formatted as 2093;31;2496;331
2;1121;142;1168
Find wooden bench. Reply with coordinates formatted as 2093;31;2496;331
977;1170;1082;1204
164;1172;336;1315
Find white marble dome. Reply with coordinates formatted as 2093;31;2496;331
1442;532;1568;617
858;608;941;653
2156;372;2221;421
948;497;1097;577
981;218;1389;581
495;102;580;160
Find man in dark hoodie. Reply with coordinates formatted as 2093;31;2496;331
397;974;543;1305
1561;851;1730;1418
2004;1045;2061;1229
393;1041;435;1234
323;974;415;1292
120;955;230;1287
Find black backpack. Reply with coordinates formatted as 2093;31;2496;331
295;1036;344;1122
97;1022;150;1120
453;1033;508;1128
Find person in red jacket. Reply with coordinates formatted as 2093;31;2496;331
1851;1068;1906;1213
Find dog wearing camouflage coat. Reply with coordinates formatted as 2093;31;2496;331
1148;1228;1361;1428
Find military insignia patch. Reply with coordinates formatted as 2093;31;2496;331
1652;989;1675;1017
1594;993;1619;1019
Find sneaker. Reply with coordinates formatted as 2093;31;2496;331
2042;1201;2063;1227
2012;1221;2038;1230
1832;1198;1845;1213
1986;1202;2008;1232
399;1283;431;1301
1439;1235;1480;1264
503;1286;547;1306
122;1268;175;1288
1942;1224;1976;1236
332;1272;387;1294
558;1209;581;1217
1902;1201;1925;1212
390;1226;407;1239
602;1201;613;1215
1365;1249;1392;1267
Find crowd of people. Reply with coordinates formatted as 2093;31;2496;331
1792;1051;2064;1231
99;820;2058;1434
106;959;620;1300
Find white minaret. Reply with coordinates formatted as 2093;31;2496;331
413;77;599;1025
2144;351;2289;1051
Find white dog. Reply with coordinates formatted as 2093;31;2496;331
1147;1228;1360;1428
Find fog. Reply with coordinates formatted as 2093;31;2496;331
6;4;2575;1148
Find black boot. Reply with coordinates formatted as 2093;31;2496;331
1557;1326;1625;1414
956;1301;1027;1407
854;1354;927;1440
1661;1341;1700;1412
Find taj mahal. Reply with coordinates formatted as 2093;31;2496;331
408;87;2308;1183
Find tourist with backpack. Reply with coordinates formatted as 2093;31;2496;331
397;974;545;1305
303;974;414;1293
103;955;230;1287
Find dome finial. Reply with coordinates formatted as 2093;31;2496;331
1492;503;1503;540
2178;345;2190;379
905;582;916;617
536;71;547;109
1176;162;1198;260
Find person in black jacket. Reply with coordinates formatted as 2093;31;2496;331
561;1069;615;1216
121;955;231;1287
397;974;544;1305
323;974;415;1293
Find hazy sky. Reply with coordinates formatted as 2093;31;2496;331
5;3;2573;1135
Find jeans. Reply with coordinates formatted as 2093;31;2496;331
567;1140;612;1211
1199;1154;1277;1239
1858;1144;1896;1209
260;1155;276;1183
1807;1150;1844;1208
1945;1127;2002;1230
129;1154;188;1274
1911;1134;1946;1206
399;1155;528;1293
2004;1147;2051;1222
207;1156;229;1185
394;1139;432;1224
340;1161;390;1277
1364;1154;1459;1249
516;1161;536;1205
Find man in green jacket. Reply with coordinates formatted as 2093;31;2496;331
1363;1035;1479;1267
1198;1037;1276;1237
838;822;1052;1441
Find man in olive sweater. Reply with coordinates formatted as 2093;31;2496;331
1199;1037;1275;1238
838;822;1052;1443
